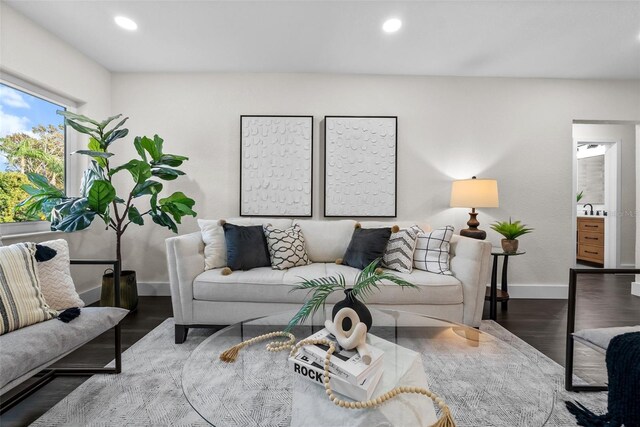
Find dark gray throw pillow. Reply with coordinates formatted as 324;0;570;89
342;227;392;270
222;223;271;271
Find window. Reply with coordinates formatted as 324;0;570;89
0;82;67;226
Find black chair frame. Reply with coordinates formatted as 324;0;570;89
0;259;123;414
565;267;640;392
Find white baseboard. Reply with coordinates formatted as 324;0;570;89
632;282;640;297
487;283;568;299
620;263;637;268
79;282;170;305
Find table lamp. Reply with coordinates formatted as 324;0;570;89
450;176;499;240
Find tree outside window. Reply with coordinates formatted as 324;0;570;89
0;83;66;223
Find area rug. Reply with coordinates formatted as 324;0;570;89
32;319;607;426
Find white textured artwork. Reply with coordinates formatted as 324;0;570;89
324;116;397;217
241;116;313;216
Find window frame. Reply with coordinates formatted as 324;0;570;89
0;74;77;237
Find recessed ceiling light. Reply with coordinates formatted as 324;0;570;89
382;18;402;33
114;16;137;31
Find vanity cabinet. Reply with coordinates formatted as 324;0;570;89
577;217;604;266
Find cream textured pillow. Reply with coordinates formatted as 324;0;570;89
198;219;227;270
413;226;455;275
37;239;84;311
0;242;57;334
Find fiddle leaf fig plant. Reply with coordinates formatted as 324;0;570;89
18;111;196;267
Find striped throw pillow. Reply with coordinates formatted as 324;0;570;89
0;242;57;335
413;226;455;275
382;225;423;273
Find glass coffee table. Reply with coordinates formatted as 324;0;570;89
182;309;554;426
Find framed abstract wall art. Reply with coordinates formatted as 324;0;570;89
324;116;397;217
240;115;313;217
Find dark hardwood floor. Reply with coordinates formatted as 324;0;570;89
2;275;639;426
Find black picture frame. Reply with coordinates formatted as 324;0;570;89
323;116;398;218
240;115;313;217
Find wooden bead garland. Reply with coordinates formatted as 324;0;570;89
220;332;456;427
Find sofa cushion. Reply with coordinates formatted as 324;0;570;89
573;325;640;352
263;224;311;270
382;225;423;273
37;239;85;311
223;223;271;271
293;219;356;262
199;217;293;270
0;307;128;390
193;263;463;305
0;242;57;335
342;227;392;269
413;226;455;275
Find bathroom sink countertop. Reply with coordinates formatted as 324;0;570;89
577;214;606;218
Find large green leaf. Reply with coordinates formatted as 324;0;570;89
98;114;123;130
104;128;129;146
58;110;99;126
136;135;164;162
131;180;163;198
87;137;108;166
17;173;65;217
103;117;128;140
127;206;144;225
110;159;152;183
73;149;113;159
159;191;196;223
151;167;185;181
150;210;177;233
133;136;147;162
64;119;100;140
152;154;188;167
51;209;96;232
79;161;107;197
87;180;116;215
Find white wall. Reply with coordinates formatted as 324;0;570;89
0;4;113;296
573;123;637;267
111;73;640;296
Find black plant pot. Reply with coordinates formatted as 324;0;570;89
332;289;372;332
100;270;138;311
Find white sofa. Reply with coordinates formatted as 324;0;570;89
166;218;492;343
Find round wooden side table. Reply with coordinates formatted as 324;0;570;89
484;249;525;320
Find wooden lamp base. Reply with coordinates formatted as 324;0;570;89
460;209;487;240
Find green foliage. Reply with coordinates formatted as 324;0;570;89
18;111;197;265
285;259;418;331
0;172;39;222
576;190;584;203
0;124;65;188
490;218;534;240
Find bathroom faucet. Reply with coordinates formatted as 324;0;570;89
583;203;594;215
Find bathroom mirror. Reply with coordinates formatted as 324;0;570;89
577;154;604;204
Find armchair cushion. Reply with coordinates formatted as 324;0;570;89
37;239;84;311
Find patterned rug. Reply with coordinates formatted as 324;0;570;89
32;319;607;426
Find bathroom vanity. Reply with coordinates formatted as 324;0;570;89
577;216;605;266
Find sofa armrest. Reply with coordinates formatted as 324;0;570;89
449;235;492;327
165;232;205;324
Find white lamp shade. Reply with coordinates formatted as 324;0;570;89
450;178;499;208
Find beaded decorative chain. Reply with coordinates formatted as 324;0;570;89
219;331;456;427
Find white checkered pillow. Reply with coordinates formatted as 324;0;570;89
413;226;455;275
382;225;423;273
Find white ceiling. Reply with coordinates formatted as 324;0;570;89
5;0;640;79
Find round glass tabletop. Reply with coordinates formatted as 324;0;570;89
182;309;554;426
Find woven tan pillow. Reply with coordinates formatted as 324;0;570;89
37;239;84;311
0;242;57;335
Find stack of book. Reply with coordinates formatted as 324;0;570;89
288;328;384;401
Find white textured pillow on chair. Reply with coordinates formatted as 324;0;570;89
413;226;455;275
37;239;85;310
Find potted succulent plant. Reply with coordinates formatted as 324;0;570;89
286;260;417;331
19;111;197;310
490;218;533;253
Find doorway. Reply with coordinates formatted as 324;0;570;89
572;122;637;270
